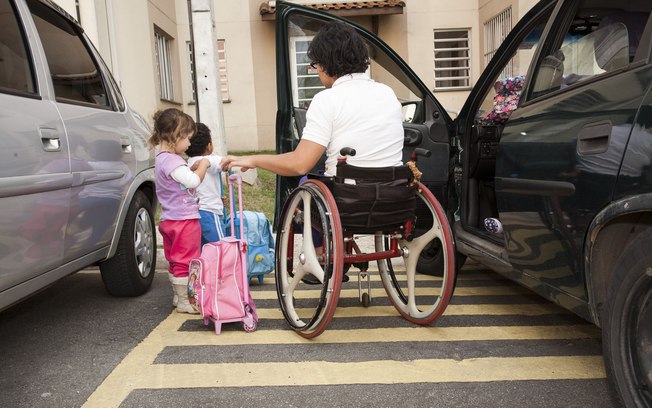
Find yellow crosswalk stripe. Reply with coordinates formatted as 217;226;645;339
251;285;530;300
255;303;568;319
95;356;607;393
247;271;512;284
82;309;603;407
135;312;599;347
83;264;600;408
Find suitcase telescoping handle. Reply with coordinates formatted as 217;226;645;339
228;174;245;241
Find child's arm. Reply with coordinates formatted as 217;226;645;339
189;158;211;181
170;158;210;188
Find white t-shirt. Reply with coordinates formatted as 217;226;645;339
187;155;224;214
301;73;404;176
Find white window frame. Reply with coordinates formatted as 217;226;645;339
155;30;174;101
433;29;471;91
217;39;230;102
484;7;513;77
186;41;196;102
290;35;324;107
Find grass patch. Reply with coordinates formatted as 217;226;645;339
229;151;277;224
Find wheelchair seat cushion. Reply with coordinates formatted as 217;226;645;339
332;163;417;231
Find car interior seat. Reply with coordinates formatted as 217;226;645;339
597;11;648;62
532;49;565;97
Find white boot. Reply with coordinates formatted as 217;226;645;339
170;276;199;314
169;273;178;307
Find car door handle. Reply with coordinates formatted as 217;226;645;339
38;127;61;152
577;121;611;155
120;136;132;153
403;127;423;146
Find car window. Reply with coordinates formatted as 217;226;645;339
475;8;553;125
0;1;36;95
95;48;125;112
26;0;110;107
530;1;651;100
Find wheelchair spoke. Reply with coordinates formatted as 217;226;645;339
378;183;455;325
275;180;344;338
298;192;325;284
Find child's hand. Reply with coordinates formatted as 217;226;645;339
191;158;210;171
191;158;211;182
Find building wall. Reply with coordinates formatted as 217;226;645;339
405;0;480;115
174;0;194;119
54;0;537;151
213;1;265;151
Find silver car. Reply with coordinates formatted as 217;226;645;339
0;0;157;310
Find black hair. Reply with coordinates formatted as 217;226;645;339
307;21;369;78
186;122;212;157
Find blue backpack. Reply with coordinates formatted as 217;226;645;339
226;211;275;284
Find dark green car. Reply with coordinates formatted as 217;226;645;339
273;0;652;406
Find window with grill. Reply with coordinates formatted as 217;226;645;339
484;7;513;76
217;39;230;102
290;36;324;108
155;30;174;101
433;29;471;91
187;40;229;102
186;41;196;102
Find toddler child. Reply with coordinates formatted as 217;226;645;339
149;108;211;313
186;123;227;246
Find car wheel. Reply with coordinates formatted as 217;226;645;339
100;190;156;296
415;237;466;276
602;229;652;407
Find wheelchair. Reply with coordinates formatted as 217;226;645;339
274;148;456;338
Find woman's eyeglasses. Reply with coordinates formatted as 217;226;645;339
309;62;318;69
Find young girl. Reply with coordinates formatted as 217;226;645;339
149;108;211;313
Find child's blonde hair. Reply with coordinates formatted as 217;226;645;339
148;108;196;148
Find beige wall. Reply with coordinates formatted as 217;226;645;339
405;0;480;115
213;1;263;151
56;0;537;151
249;8;278;151
174;0;194;119
113;1;160;121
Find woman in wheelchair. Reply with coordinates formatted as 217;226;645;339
221;22;455;338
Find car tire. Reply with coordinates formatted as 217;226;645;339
602;229;652;408
100;191;156;296
416;239;466;276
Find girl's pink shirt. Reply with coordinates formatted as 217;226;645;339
155;152;200;221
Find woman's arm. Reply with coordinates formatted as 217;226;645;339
220;139;325;176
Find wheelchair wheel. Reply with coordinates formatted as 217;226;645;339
275;179;344;338
378;182;455;324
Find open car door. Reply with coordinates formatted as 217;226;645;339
274;1;457;238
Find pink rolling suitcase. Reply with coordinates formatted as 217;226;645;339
188;174;258;334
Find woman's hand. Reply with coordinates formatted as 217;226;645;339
221;155;255;172
219;140;324;176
